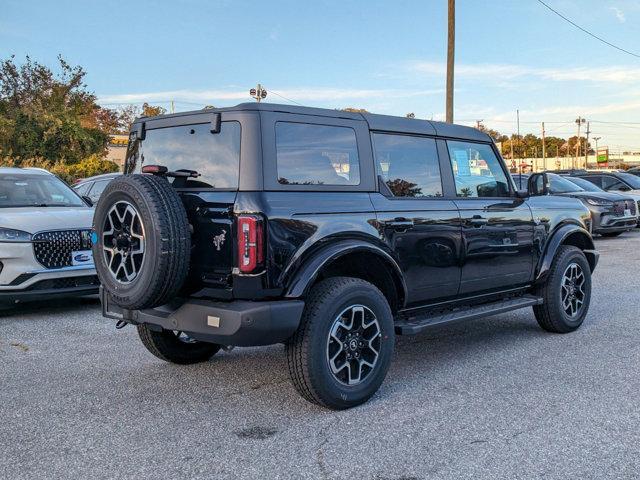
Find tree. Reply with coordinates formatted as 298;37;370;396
385;178;422;197
0;55;110;164
113;102;167;134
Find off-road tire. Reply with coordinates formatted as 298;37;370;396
285;277;394;410
533;245;592;333
600;231;623;238
93;174;190;310
137;324;220;364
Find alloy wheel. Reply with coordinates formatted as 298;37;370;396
326;305;382;386
102;201;145;283
561;262;586;318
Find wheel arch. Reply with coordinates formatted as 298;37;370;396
535;224;598;283
283;239;407;313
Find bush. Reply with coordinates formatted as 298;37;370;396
0;155;119;183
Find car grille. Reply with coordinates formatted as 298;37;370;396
32;229;93;269
613;200;636;216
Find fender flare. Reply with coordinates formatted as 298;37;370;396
283;239;408;306
535;224;598;283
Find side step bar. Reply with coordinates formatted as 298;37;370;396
395;295;543;335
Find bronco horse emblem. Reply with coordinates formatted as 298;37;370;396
212;229;226;251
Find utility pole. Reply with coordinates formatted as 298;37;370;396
475;119;483;130
584;121;591;168
170;100;175;114
510;135;515;171
574;116;585;170
250;84;268;102
541;122;547;172
445;0;455;123
517;109;521;174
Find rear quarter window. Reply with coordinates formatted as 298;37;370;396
126;121;241;189
275;122;360;186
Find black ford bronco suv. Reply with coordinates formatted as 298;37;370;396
94;103;598;409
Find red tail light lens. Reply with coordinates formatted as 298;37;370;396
237;215;264;273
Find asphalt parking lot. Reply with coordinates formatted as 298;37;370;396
2;232;640;480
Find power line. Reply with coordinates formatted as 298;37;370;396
536;0;640;59
268;89;303;106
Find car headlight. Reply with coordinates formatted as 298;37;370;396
0;228;33;242
585;198;613;206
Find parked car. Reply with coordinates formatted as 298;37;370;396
513;173;637;237
94;103;598;409
73;172;120;205
570;171;640;211
625;166;640;177
0;167;99;307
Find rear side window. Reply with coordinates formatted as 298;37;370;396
447;141;510;198
372;133;442;197
127;121;241;189
275;122;360;186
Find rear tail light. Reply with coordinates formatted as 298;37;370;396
237;215;264;273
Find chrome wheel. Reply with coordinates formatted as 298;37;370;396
326;305;381;386
561;262;586;318
102;201;145;283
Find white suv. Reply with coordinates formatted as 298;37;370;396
0;167;98;307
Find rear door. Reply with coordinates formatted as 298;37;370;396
444;140;534;295
126;111;250;291
370;132;462;306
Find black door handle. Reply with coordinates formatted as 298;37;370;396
387;218;414;231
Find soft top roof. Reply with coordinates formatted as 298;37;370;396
133;102;491;143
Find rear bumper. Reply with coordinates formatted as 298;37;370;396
101;287;304;347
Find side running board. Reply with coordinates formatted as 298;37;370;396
395;295;543;335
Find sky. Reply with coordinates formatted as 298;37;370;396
2;0;640;151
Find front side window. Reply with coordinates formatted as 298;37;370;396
601;176;627;191
276;122;360;186
127;121;241;189
372;133;442;197
548;174;584;194
447;141;510;198
88;180;110;201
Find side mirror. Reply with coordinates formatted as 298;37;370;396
528;173;550;196
82;195;94;207
515;189;529;198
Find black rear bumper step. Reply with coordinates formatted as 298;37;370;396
395;295;543;335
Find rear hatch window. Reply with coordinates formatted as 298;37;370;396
126;121;241;190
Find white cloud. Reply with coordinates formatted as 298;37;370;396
98;87;443;106
610;6;626;22
408;61;640;84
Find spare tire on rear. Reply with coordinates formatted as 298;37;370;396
92;174;191;310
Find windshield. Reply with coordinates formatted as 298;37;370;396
0;174;85;208
548;173;585;194
564;176;603;192
616;172;640;189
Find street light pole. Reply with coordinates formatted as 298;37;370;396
445;0;455;123
593;136;601;167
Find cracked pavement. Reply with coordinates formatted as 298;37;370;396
1;232;639;479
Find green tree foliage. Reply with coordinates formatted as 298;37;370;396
113;102;167;134
0;55;112;164
19;155;119;183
